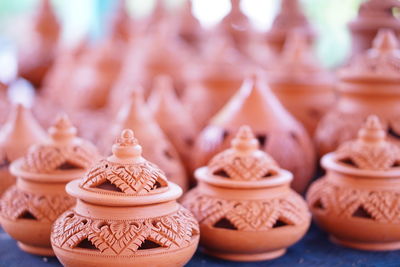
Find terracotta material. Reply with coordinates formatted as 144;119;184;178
18;0;60;88
176;0;203;48
266;0;315;54
348;0;400;57
268;30;335;136
0;115;99;256
148;76;197;172
50;129;199;267
192;75;315;193
316;29;400;156
182;37;247;130
308;116;400;251
0;104;47;195
183;126;310;261
101;90;188;191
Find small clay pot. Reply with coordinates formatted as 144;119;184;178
183;126;310;261
192;75;315;193
51;129;199;267
101;89;188;191
308;115;400;251
315;29;400;156
0;115;99;256
0;104;47;195
348;0;400;57
266;0;315;54
268;30;335;136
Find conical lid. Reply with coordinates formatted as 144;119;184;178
176;0;202;45
221;0;251;31
34;0;60;43
339;29;400;83
333;115;400;171
0;104;47;162
12;114;99;179
109;0;131;43
105;89;188;190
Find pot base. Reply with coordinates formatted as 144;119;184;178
203;248;286;262
330;236;400;251
18;242;54;256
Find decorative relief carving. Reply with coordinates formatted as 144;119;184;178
51;207;199;255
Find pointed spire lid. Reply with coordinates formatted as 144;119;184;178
340;29;400;82
34;0;60;42
20;114;99;174
110;0;131;42
206;126;279;181
335;115;400;171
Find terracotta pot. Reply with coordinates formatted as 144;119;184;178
148;75;197;172
51;129;199;267
182;36;247;130
18;0;60;88
101;90;188;191
183;126;310;261
176;0;203;48
192;75;315;193
0;115;99;256
266;0;315;54
0;104;47;195
348;0;400;57
268;30;335;136
307;115;400;250
315;29;400;156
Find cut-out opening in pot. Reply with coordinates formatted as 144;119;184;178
138;239;162;250
213;217;237;230
256;134;267;148
95;180;123;192
18;211;37;220
76;238;99;250
57;161;84;170
352;205;374;220
272;219;291;228
212;169;230;178
313;199;325;210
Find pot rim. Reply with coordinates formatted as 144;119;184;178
66;179;182;206
321;153;400;178
194;166;293;189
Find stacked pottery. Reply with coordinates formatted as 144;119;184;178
101;90;188;191
348;0;400;57
316;29;400;156
193;75;315;193
307;116;400;251
183;126;310;261
266;0;315;54
51;129;199;267
0;115;99;255
0;104;47;195
268;30;335;136
148;76;197;172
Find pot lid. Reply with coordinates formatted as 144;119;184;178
69;129;182;206
15;114;99;176
339;29;400;83
333;115;400;171
34;0;60;42
268;30;332;85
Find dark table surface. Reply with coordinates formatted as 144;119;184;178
1;224;399;267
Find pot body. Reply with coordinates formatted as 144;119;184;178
0;178;75;255
307;168;400;250
182;181;310;261
271;82;335;136
315;82;400;156
51;200;199;267
0;167;14;196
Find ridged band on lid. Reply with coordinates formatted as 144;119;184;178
334;115;400;171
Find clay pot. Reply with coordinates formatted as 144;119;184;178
101;90;188;191
148;75;197;172
182;36;247;130
183;126;310;261
18;0;60;88
348;0;400;57
51;129;199;267
0;104;47;195
176;0;203;48
266;0;315;54
0;115;99;256
315;29;400;156
192;75;315;193
268;30;335;136
307;115;400;250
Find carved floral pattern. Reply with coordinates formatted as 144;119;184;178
0;186;75;222
307;178;400;223
80;159;168;194
182;189;309;231
51;207;199;255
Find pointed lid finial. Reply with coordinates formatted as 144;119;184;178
48;113;77;143
372;28;399;52
109;129;143;163
231;125;259;152
335;115;400;171
35;0;60;40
